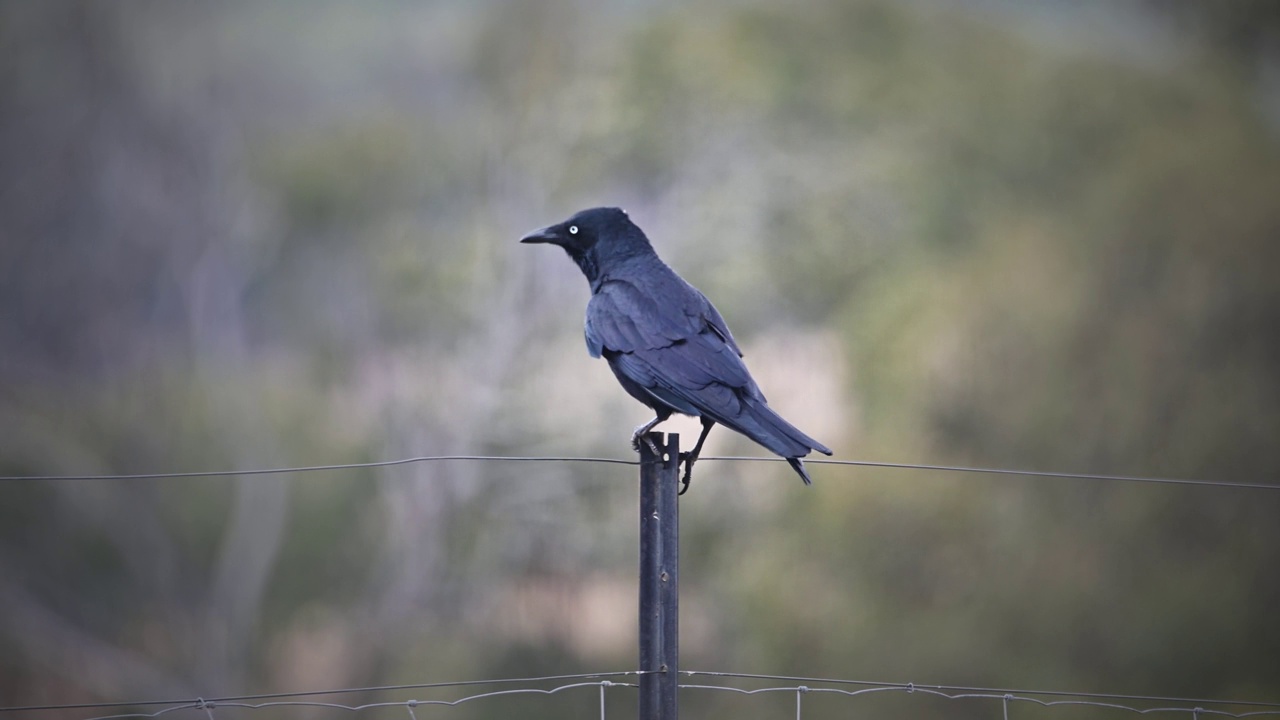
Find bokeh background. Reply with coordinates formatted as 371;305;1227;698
2;1;1279;717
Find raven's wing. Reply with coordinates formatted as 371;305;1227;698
586;278;830;459
584;276;714;353
586;278;749;384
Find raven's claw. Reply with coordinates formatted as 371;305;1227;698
678;451;695;495
675;448;696;491
631;415;666;456
631;429;660;459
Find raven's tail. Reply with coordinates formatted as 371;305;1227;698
722;396;832;485
787;457;814;486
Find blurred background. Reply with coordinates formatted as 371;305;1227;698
2;1;1279;717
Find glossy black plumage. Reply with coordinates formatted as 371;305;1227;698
521;207;831;487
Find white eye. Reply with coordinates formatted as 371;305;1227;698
568;225;579;235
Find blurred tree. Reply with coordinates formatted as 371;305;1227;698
2;0;1278;716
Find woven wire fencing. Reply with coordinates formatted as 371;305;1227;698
3;453;1278;720
10;671;1280;720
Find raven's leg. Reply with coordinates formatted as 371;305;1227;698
631;410;670;456
678;417;716;495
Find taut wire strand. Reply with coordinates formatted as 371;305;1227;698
0;454;1274;490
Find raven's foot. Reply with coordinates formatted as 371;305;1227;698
645;436;660;458
678;451;696;495
631;428;661;458
631;415;666;457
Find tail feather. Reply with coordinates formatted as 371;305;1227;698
711;396;830;485
742;396;830;456
787;457;814;486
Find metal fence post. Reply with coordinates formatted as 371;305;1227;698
639;431;679;720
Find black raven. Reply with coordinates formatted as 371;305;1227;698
521;206;832;491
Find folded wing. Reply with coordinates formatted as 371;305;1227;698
586;279;831;459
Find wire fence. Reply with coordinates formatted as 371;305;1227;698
3;452;1277;718
7;671;1280;720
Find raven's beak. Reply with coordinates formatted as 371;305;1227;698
519;225;560;245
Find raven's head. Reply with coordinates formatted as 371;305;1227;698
520;207;650;284
519;206;633;250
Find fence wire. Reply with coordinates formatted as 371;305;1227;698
4;453;1276;718
8;671;1280;720
75;680;635;720
681;671;1280;718
0;672;646;715
1;454;1275;491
